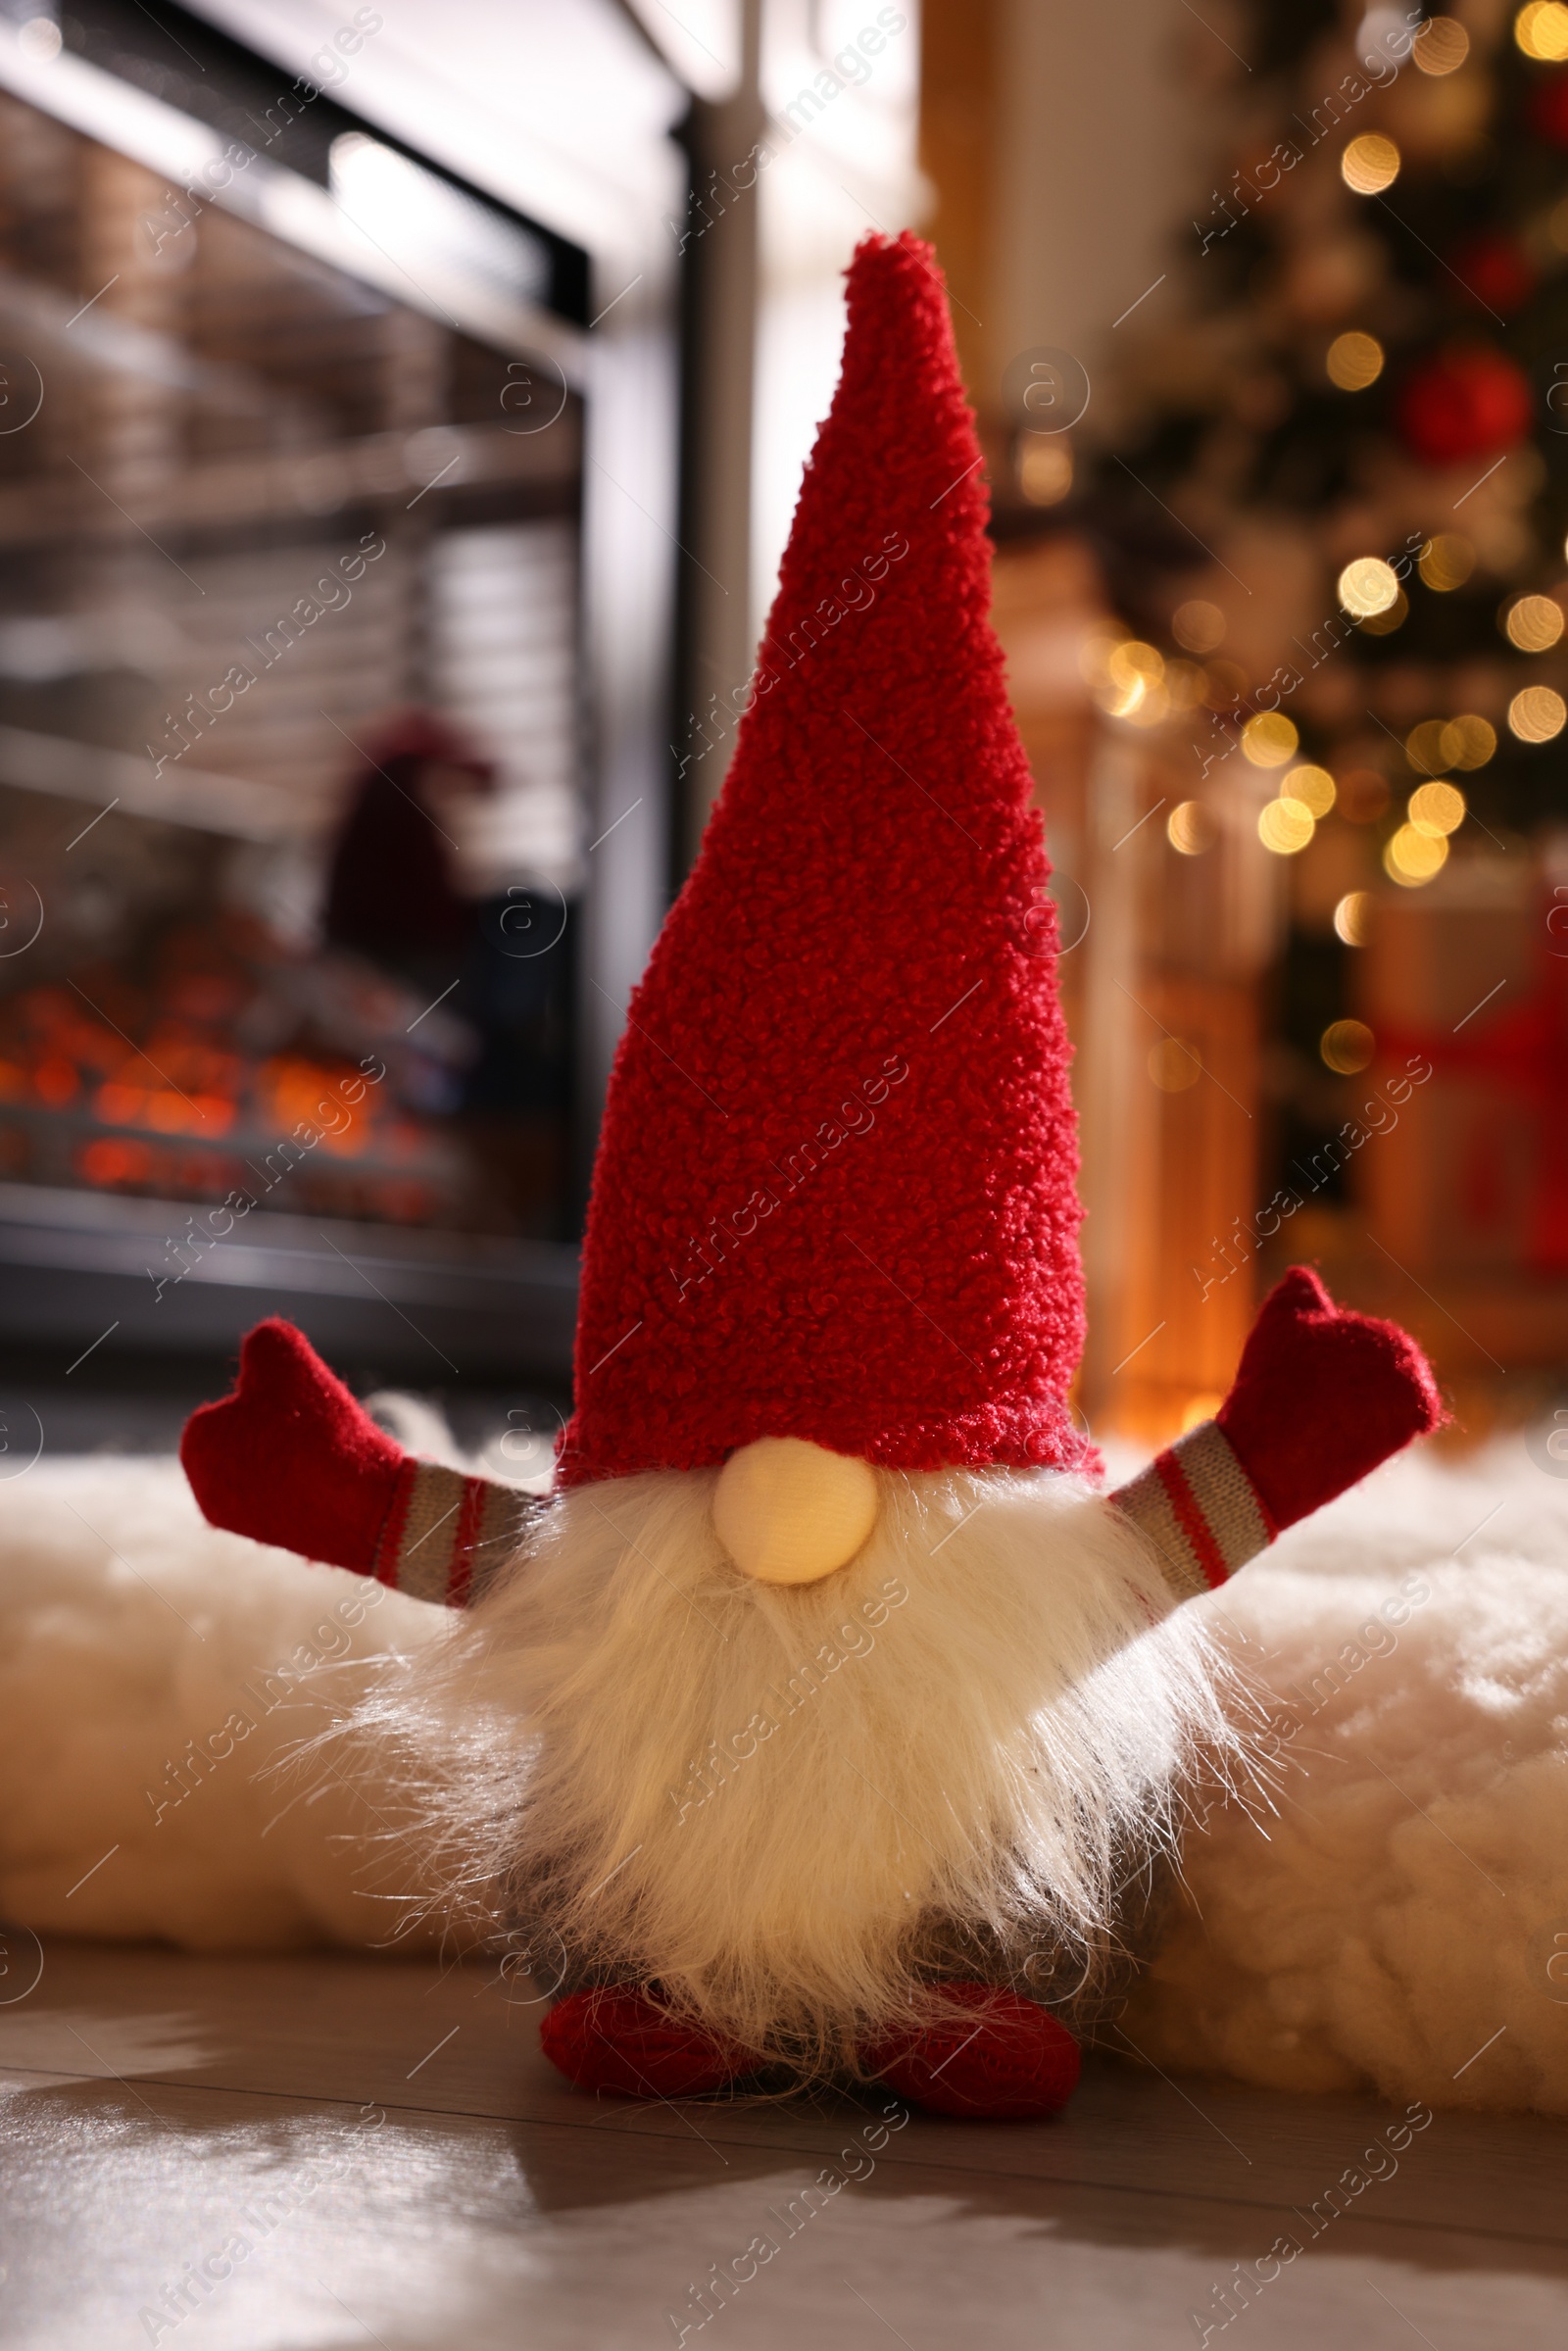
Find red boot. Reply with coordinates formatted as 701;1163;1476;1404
540;1986;755;2098
863;1983;1081;2119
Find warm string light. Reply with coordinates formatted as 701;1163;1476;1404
1339;557;1399;616
1341;133;1400;195
1404;719;1447;775
1257;797;1315;855
1407;780;1466;838
1083;635;1164;722
1413;16;1469;73
1359;589;1408;635
1439;713;1495;769
1516;1;1568;61
1385;825;1448;884
1282;763;1336;816
1172;599;1226;653
1018;436;1072;507
1320;1018;1375;1074
1083;635;1206;727
1503;594;1565;652
1326;331;1384;391
1509;684;1567;742
1334;891;1374;946
1417;534;1474;591
1404;714;1495;774
1149;1037;1202;1092
1164;660;1209;710
1246;739;1474;872
1372;753;1471;884
1089;613;1508;854
1241;711;1298;767
1075;18;1547;1190
1167;801;1216;855
1253;764;1337;857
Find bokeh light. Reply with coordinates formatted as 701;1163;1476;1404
18;17;61;60
1404;719;1447;776
1164;659;1208;710
1203;657;1250;705
1167;800;1217;855
1149;1037;1202;1092
1503;593;1565;652
1108;641;1162;689
1283;763;1336;816
1085;637;1170;722
1341;134;1400;195
1516;1;1568;61
1018;436;1072;506
1326;331;1384;390
1172;599;1226;653
1257;796;1315;854
1320;1018;1375;1074
1417;534;1475;591
1413;15;1469;71
1508;684;1568;742
1385;824;1449;884
1339;556;1399;616
1407;779;1466;837
1334;891;1374;945
1358;587;1407;634
1241;711;1299;766
1439;713;1496;768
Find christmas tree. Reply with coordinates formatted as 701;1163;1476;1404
1065;0;1568;1357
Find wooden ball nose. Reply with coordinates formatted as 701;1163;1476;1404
712;1437;879;1586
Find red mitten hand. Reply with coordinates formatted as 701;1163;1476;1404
1215;1266;1444;1534
180;1318;406;1573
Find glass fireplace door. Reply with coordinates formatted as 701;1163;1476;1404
0;34;617;1384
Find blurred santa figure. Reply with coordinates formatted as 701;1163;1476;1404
181;236;1439;2120
321;706;493;995
321;706;575;1224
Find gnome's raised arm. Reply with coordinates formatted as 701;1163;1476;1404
1107;1265;1441;1600
179;1317;536;1607
182;1269;1440;1609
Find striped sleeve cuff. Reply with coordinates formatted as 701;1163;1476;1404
1109;1419;1275;1604
371;1459;537;1607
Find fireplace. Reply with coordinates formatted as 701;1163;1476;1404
0;0;679;1389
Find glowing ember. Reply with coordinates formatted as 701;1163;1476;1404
0;915;475;1228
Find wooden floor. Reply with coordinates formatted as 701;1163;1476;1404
2;1938;1565;2349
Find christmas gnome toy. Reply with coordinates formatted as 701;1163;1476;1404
181;233;1441;2121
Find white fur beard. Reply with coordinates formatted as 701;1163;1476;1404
351;1464;1257;2071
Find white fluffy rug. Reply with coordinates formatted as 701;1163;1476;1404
0;1456;445;1952
1125;1435;1568;2115
0;1435;1564;2112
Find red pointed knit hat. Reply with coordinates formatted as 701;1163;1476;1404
559;231;1086;1487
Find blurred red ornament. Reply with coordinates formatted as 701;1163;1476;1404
1395;345;1534;467
1450;234;1537;316
1528;73;1568;144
